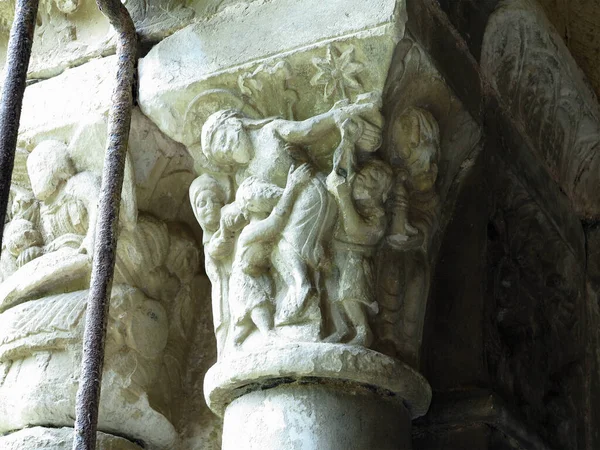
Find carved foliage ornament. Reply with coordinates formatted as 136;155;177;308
482;0;600;218
486;168;585;449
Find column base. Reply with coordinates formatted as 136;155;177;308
0;427;143;449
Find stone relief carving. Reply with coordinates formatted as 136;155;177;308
375;106;441;362
486;166;586;450
238;60;298;121
0;133;202;447
311;44;364;101
482;0;600;219
189;92;443;358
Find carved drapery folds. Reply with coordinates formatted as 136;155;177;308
0;62;204;448
134;1;482;440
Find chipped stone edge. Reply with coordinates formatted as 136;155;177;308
204;342;431;419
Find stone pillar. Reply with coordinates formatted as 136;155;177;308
135;1;481;448
208;345;426;450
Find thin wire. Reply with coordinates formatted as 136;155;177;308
72;0;137;448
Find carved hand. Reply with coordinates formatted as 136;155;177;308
221;203;247;230
326;171;351;198
333;100;380;126
78;234;95;256
286;163;312;191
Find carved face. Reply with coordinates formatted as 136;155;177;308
352;161;393;206
408;144;438;192
27;141;74;202
194;190;223;232
209;119;253;166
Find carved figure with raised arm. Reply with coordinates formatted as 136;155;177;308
229;163;312;345
326;159;393;346
198;94;383;339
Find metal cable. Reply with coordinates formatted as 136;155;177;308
0;0;39;253
72;0;137;448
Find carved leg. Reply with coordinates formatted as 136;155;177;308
250;303;274;336
324;300;351;343
233;322;253;345
344;301;373;347
273;241;313;325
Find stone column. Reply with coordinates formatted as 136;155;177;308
136;1;481;448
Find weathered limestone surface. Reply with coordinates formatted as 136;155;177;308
482;0;600;219
2;0;599;448
0;54;209;449
135;0;481;447
138;0;406;152
222;383;412;450
0;0;254;80
0;427;143;450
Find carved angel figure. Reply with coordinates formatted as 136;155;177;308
326;159;393;346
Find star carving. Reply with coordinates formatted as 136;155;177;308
311;44;364;100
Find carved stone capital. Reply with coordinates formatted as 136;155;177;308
482;0;600;219
135;0;481;447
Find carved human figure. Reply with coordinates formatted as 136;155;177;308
229;164;312;345
377;106;440;361
26;140;100;255
387;107;439;247
326;159;393;346
189;174;239;353
200;99;378;331
1;190;43;281
104;285;169;403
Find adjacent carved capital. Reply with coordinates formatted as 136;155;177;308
0;427;143;450
482;0;600;219
0;58;206;448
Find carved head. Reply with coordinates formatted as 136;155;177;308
27;140;75;202
235;176;283;218
397;107;440;190
189;174;227;233
166;227;200;284
201;110;253;168
4;218;43;256
353;159;393;207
